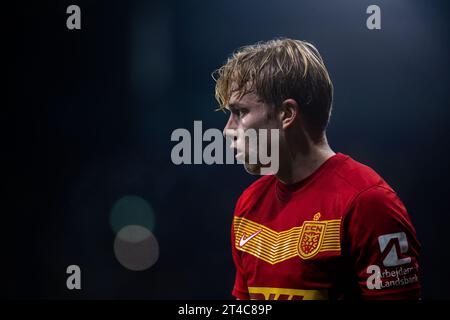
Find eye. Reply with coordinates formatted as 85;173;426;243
236;108;248;118
229;106;248;118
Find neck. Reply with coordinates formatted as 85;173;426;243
275;134;335;185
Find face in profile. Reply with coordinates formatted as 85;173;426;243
223;91;280;175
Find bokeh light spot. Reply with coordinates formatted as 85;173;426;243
113;225;159;271
110;195;156;234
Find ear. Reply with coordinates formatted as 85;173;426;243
279;99;299;129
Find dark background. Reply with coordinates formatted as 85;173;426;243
6;0;450;299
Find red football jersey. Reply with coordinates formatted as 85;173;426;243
231;153;421;300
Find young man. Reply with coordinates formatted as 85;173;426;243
213;38;421;300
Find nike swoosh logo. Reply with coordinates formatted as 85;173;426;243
239;229;262;247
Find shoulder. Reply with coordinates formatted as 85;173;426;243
333;155;406;217
333;156;410;224
331;154;390;195
343;184;416;242
353;185;400;207
350;184;410;219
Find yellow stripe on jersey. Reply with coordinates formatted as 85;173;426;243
234;216;341;264
248;286;329;300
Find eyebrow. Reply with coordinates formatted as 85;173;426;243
228;103;246;110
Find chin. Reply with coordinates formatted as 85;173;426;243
243;163;262;175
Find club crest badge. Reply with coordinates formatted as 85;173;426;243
298;212;326;259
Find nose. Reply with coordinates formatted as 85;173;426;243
223;114;236;137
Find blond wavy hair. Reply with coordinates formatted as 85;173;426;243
213;38;333;135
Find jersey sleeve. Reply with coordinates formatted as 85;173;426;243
343;185;421;299
231;196;250;300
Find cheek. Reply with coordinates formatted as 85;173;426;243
241;113;267;130
236;112;277;151
246;107;279;129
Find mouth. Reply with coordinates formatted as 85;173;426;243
228;138;244;161
231;145;244;161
